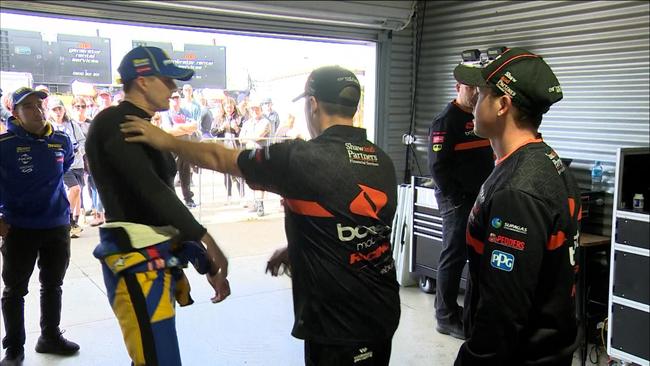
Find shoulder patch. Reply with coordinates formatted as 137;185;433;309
490;250;514;271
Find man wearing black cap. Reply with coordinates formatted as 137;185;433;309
428;64;494;340
452;48;580;365
85;46;230;366
0;87;79;365
121;65;401;365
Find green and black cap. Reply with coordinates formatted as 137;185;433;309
454;47;563;115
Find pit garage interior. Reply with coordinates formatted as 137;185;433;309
0;1;649;365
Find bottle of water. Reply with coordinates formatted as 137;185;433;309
591;161;603;191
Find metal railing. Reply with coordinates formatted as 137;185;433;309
189;136;297;222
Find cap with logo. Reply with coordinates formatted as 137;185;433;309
454;47;563;115
118;46;194;83
11;87;48;109
292;65;361;107
48;97;65;110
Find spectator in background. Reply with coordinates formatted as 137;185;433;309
71;96;92;135
239;97;271;216
274;113;300;142
237;94;250;125
160;91;199;208
198;91;211;138
181;84;202;123
49;98;85;238
112;91;124;105
70;95;105;227
0;88;11;132
201;91;225;139
261;98;280;136
83;96;98;120
214;96;245;204
96;89;112;112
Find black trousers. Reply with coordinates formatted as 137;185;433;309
175;155;194;202
435;193;474;324
1;225;71;349
304;339;392;366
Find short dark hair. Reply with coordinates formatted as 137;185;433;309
488;85;543;129
123;79;136;93
317;86;360;118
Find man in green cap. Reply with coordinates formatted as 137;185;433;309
452;48;581;365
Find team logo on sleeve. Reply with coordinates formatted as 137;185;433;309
488;233;525;250
490;216;528;234
432;144;442;152
345;143;378;166
491;250;514;271
432;135;445;143
491;217;503;229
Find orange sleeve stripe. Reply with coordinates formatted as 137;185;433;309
454;140;491;151
546;231;566;250
285;199;334;218
568;198;576;217
466;231;484;254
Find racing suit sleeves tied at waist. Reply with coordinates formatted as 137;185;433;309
93;221;211;306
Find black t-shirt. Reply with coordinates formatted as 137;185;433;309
237;125;401;344
428;101;494;203
456;138;581;365
85;101;206;241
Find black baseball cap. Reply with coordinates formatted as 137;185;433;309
454;47;563;114
118;46;194;83
292;66;361;107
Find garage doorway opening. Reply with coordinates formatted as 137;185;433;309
1;11;377;220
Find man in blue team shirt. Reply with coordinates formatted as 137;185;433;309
0;87;80;366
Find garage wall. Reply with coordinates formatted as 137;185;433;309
379;27;414;181
411;0;650;235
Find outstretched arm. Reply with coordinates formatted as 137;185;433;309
121;115;242;176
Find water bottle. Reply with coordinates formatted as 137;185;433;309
591;161;603;191
633;193;645;212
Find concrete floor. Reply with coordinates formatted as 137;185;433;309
0;172;608;365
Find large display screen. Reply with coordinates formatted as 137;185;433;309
0;29;112;85
55;34;112;84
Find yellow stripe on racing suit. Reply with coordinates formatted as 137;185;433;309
93;222;211;366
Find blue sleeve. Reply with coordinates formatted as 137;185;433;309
177;241;211;274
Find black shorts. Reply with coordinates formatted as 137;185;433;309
304;339;392;366
63;168;85;189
